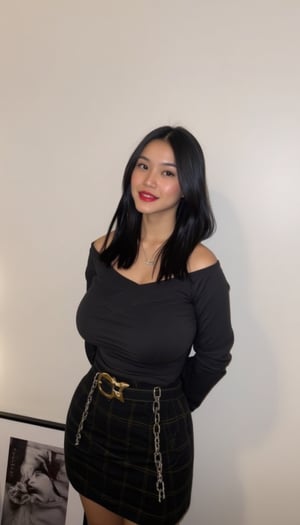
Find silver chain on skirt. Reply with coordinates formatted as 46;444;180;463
74;372;99;446
153;386;166;502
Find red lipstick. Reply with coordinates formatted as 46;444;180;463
138;191;158;202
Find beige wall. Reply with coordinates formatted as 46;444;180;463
1;1;299;524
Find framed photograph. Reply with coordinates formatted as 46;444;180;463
0;412;84;525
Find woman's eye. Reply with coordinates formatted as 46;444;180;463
163;170;175;177
136;162;148;170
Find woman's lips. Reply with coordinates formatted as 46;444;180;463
138;191;158;202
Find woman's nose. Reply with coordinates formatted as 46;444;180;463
144;169;157;187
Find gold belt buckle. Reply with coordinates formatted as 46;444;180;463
97;372;130;403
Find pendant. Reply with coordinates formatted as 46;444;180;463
145;259;155;266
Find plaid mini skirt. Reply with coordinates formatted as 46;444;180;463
64;366;194;525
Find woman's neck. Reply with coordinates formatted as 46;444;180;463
140;216;175;244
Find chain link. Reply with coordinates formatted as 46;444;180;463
74;372;99;446
152;386;166;502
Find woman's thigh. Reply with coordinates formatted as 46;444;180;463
80;495;123;525
81;495;180;525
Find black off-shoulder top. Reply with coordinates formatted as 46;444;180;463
76;244;234;410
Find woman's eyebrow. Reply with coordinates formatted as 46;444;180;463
138;155;177;168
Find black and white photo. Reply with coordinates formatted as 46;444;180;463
0;413;83;525
1;437;68;525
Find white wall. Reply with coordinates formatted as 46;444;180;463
1;2;299;524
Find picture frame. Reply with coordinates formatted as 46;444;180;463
0;411;84;525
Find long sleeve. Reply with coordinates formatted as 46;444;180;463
84;246;98;364
181;263;234;411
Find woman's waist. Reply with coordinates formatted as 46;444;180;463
90;364;183;402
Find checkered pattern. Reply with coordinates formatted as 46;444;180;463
64;368;193;525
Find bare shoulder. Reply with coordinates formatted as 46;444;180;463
188;243;218;272
93;231;114;253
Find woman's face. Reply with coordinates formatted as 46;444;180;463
131;139;182;219
27;470;55;500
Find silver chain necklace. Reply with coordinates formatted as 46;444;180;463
141;243;161;266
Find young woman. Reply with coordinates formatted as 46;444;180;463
64;126;234;525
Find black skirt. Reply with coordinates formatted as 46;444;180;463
64;367;194;525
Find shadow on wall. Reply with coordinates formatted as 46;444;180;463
184;191;279;525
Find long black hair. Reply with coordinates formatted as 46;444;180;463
100;125;216;280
